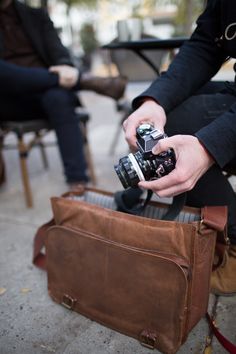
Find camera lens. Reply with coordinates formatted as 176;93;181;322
114;154;141;189
115;149;175;189
114;163;130;189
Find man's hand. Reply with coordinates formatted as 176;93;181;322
123;100;167;151
138;135;215;197
49;65;79;89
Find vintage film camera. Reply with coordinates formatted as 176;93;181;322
114;123;176;189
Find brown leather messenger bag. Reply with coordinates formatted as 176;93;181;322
33;187;235;354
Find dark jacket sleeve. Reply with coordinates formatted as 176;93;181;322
195;103;236;168
0;59;58;95
132;0;236;168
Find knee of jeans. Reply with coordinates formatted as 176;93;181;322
41;88;77;124
42;88;75;106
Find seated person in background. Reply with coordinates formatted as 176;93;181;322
0;0;126;187
123;0;236;296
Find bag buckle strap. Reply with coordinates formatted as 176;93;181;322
140;329;158;349
61;294;77;310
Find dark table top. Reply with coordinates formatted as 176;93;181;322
102;37;188;51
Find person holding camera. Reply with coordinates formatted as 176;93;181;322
123;0;236;296
0;0;126;188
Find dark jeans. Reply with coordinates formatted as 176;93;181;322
165;81;236;244
0;88;88;183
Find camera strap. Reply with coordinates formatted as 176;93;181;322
114;188;186;221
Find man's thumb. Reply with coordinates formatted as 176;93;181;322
152;136;174;155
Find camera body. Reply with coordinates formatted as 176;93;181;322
114;123;176;189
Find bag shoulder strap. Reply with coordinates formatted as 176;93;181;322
114;188;186;221
206;312;236;353
201;205;228;234
201;205;229;271
32;187;86;270
32;218;55;270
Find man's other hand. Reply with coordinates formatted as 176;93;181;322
123;100;167;151
49;65;79;89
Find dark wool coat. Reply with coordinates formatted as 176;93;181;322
0;0;74;95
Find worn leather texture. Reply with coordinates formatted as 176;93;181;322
44;188;226;354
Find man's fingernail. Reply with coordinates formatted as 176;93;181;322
152;148;157;154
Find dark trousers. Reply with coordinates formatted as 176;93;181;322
0;88;88;183
165;81;236;244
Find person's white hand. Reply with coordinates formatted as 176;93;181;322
49;65;79;89
138;135;215;197
123;100;167;151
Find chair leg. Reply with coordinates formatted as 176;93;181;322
0;136;6;185
35;132;49;169
18;138;33;208
109;112;128;156
84;142;97;185
80;122;97;185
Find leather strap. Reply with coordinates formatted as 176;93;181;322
201;205;229;271
162;193;186;221
201;205;228;234
212;242;228;271
114;187;147;213
206;312;236;353
32;187;86;269
114;187;186;221
33;218;55;269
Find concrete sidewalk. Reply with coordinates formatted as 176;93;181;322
0;86;236;354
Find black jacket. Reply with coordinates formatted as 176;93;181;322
0;0;73;66
133;0;236;168
0;0;73;96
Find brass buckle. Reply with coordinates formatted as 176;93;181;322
61;294;77;310
140;329;157;349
